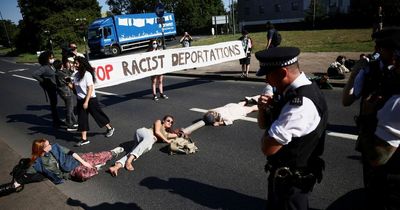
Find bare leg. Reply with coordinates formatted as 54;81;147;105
81;131;87;140
158;76;164;94
151;77;157;96
125;154;136;171
245;64;250;77
108;162;122;177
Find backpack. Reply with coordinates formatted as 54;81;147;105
272;30;282;46
10;158;44;184
169;137;198;155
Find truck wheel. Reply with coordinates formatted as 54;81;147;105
110;46;120;56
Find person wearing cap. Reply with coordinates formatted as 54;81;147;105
344;28;400;209
255;47;328;210
203;101;258;126
342;27;400;187
238;30;253;78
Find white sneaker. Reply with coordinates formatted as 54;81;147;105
110;146;124;157
106;127;115;138
74;140;90;147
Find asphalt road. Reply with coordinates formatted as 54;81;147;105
0;57;367;210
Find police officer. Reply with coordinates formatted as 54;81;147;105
255;47;328;210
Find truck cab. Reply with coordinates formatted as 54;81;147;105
88;17;120;56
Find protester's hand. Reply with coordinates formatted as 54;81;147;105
258;94;273;110
83;102;89;110
82;161;94;169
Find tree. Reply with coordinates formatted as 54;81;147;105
0;20;18;48
305;0;328;29
16;0;101;53
106;0;131;15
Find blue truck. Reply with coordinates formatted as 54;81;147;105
87;13;177;56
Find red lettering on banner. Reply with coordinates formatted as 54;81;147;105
96;64;113;81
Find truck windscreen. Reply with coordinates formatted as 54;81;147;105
88;28;102;40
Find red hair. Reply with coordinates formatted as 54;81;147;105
31;138;47;163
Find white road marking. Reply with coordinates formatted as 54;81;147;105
96;90;119;96
326;131;358;141
0;71;5;74
8;68;27;73
190;107;359;140
0;59;15;64
10;74;119;96
12;74;36;81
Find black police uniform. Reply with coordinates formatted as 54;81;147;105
256;47;328;210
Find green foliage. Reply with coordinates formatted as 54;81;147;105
0;20;18;48
16;0;101;53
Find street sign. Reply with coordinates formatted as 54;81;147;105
155;3;165;17
212;15;229;25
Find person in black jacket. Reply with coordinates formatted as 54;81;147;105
54;59;78;131
32;51;62;127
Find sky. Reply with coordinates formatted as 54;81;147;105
0;0;231;24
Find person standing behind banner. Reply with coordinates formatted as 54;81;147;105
72;56;115;147
32;51;63;128
148;39;168;101
238;30;253;78
180;32;192;48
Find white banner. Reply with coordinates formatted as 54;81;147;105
90;41;245;88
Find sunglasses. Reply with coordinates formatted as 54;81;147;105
165;119;174;124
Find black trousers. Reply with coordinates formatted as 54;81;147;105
77;97;110;132
267;174;309;210
43;85;60;124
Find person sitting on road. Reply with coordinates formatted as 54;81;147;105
26;138;124;184
108;115;186;176
203;101;258;126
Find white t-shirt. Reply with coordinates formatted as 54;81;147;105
212;103;249;125
375;95;400;147
268;73;321;145
73;71;96;99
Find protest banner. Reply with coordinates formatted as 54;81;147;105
90;41;245;88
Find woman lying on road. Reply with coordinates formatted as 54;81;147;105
27;138;124;184
108;115;185;176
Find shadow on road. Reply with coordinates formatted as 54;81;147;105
140;176;266;209
98;78;213;107
67;198;142;210
326;188;367;210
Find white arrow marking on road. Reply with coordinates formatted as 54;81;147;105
190;108;257;123
190;108;359;140
9;68;27;73
11;74;118;96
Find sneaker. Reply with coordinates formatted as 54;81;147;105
66;126;78;132
75;140;90;147
160;94;168;99
95;163;106;171
110;146;124;157
106;127;115;138
153;95;159;101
